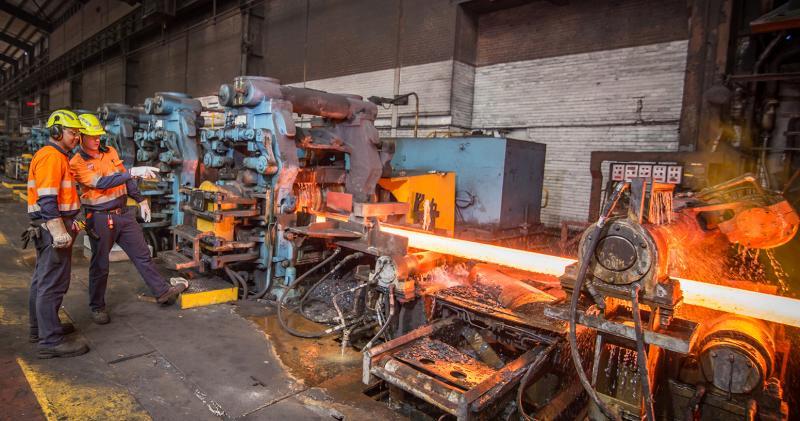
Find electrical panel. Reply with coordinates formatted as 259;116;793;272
610;162;683;185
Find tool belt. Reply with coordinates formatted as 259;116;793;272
88;207;125;215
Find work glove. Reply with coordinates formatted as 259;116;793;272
139;200;152;223
129;166;160;179
44;218;73;249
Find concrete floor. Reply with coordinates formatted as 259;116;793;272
0;185;405;421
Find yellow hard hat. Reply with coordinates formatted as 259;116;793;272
46;109;83;129
77;113;106;136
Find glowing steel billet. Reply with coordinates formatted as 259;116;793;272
379;225;577;276
676;277;800;328
379;224;800;327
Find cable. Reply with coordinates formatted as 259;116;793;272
517;340;561;421
296;252;363;322
334;283;368;353
567;182;628;421
278;250;366;338
363;284;396;351
277;247;342;337
250;221;277;300
223;265;247;299
630;284;655;421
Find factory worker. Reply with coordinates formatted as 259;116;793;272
25;109;89;358
69;113;187;325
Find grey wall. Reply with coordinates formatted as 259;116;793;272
41;0;692;227
45;4;243;111
49;0;136;60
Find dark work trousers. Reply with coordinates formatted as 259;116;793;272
28;219;74;348
87;208;170;311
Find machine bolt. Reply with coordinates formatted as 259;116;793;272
711;352;717;358
640;243;647;249
614;226;620;231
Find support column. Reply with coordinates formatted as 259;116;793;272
240;1;264;76
678;0;734;152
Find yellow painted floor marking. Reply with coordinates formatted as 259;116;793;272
16;358;58;421
179;287;238;309
16;357;151;421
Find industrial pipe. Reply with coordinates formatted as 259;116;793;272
279;86;352;120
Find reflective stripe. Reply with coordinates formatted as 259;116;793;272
36;187;58;195
58;203;80;211
80;190;126;205
90;175;100;187
61;180;74;188
27;180;36;188
28;203;41;212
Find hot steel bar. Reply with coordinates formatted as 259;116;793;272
379;225;576;276
380;224;800;327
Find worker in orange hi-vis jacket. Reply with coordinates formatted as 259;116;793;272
25;109;89;359
69;113;188;326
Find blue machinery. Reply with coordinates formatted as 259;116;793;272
97;103;152;169
136;92;203;228
161;76;393;297
26;126;50;154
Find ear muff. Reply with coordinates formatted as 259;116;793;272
50;124;63;141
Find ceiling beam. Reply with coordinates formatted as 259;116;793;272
0;32;34;54
0;2;53;32
0;54;18;65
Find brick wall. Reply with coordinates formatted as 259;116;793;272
472;40;688;225
290;59;461;130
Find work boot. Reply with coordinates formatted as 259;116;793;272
91;309;110;325
29;322;77;343
37;340;90;359
157;282;189;304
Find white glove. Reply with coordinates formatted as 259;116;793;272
139;200;152;223
129;166;160;179
45;218;73;248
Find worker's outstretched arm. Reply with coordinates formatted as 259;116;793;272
70;154;131;189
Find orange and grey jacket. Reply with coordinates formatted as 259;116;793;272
69;146;145;211
27;142;81;221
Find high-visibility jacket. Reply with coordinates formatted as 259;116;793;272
69;146;144;211
27;142;81;221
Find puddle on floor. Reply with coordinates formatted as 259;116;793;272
248;312;362;387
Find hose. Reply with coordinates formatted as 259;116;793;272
223;265;247;299
568;182;628;421
363;284;396;351
296;252;364;322
278;250;366;338
251;222;277;300
517;340;561;421
630;284;655;421
334;283;368;353
277;247;342;337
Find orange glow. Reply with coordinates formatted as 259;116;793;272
676;277;800;328
379;224;800;327
379;225;577;276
